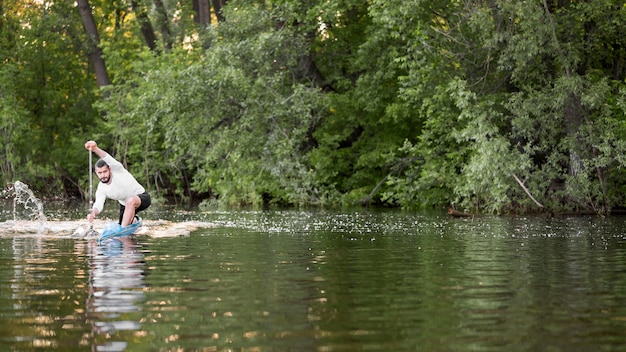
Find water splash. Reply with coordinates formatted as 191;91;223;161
12;181;47;224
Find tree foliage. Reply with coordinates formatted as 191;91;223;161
3;0;626;214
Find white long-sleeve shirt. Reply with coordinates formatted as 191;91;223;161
92;153;145;213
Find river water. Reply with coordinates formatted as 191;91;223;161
1;204;626;351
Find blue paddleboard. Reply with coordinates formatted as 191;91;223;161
99;217;142;241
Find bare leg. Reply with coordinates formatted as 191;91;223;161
121;195;141;227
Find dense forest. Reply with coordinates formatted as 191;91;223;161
2;0;626;214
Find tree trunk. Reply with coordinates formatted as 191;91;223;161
211;0;226;23
153;0;173;50
564;92;583;175
193;0;211;25
76;0;110;88
130;0;158;51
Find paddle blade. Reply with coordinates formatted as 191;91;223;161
72;225;100;238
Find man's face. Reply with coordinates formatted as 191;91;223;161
95;165;111;184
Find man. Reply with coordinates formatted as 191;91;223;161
85;140;151;227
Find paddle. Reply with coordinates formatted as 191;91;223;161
80;149;99;237
88;149;94;232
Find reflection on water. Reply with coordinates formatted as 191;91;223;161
1;210;626;351
87;237;146;351
0;235;147;351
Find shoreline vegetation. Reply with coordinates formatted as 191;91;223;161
3;182;626;218
3;1;626;215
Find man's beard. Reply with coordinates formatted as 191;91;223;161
99;176;110;183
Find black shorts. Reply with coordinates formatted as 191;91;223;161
118;192;151;224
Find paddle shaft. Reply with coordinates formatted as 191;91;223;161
89;150;93;229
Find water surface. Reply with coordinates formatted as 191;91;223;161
1;209;626;351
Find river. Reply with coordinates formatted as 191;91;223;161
1;202;626;351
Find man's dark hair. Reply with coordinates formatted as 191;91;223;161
95;159;109;168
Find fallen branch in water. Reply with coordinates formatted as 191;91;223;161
512;173;544;208
448;208;473;218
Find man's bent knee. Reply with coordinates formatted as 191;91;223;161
124;195;141;209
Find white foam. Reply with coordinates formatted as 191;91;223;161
0;219;216;238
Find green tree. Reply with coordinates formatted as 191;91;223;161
373;0;626;214
97;0;329;205
0;0;100;197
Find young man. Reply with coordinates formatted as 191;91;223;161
85;140;151;227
